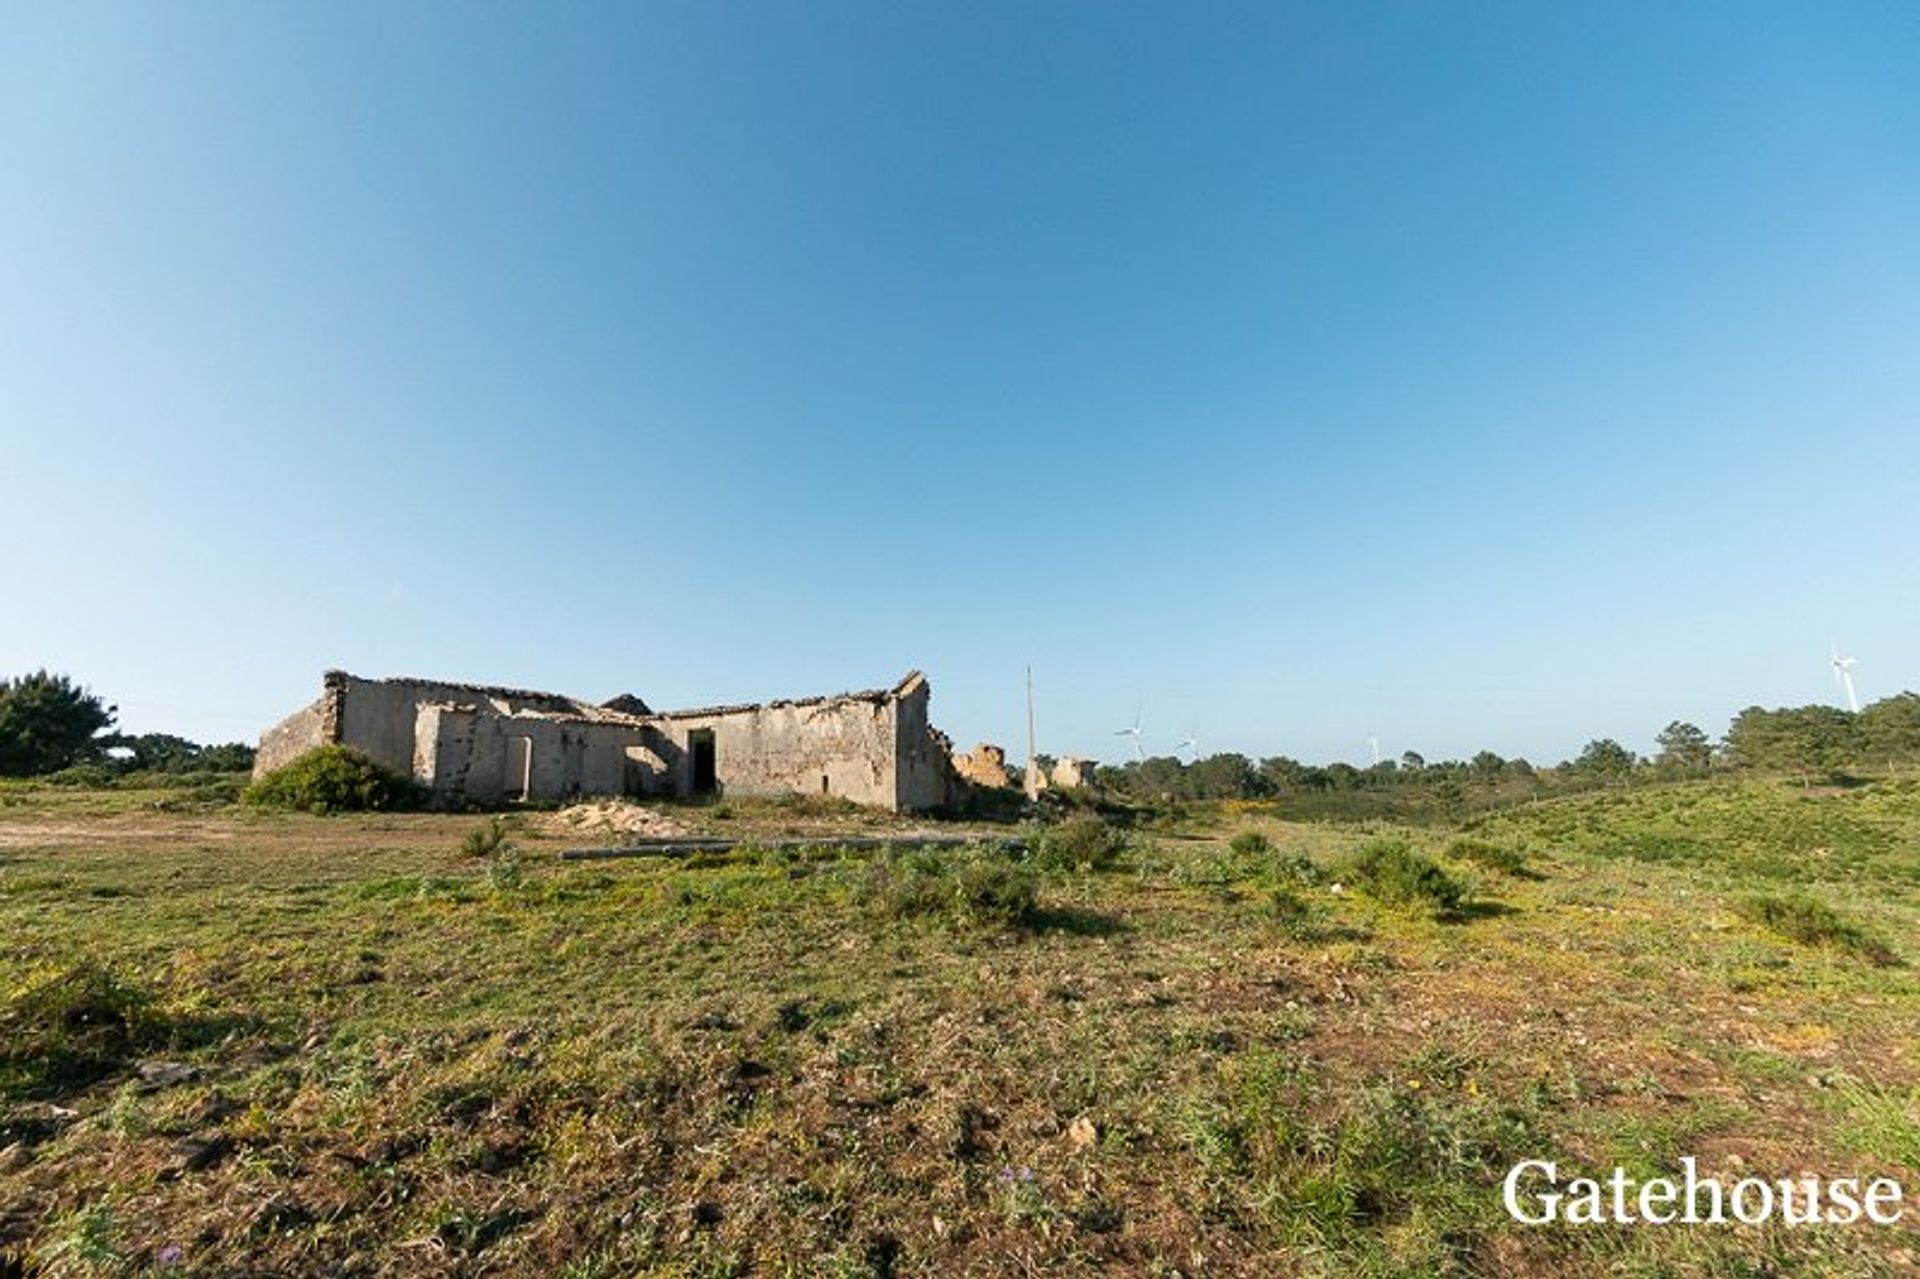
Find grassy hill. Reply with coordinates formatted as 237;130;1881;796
0;778;1915;1276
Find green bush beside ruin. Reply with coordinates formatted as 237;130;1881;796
243;745;426;814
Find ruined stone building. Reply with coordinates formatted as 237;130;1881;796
1050;756;1099;790
254;670;965;812
951;743;1012;790
1019;755;1102;797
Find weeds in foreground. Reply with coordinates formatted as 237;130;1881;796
1339;838;1470;917
1265;885;1343;942
28;1200;122;1277
4;776;1916;1278
458;817;526;893
487;843;525;893
1446;836;1529;876
862;846;1039;928
1229;831;1272;858
459;817;509;858
0;963;161;1100
1263;1082;1531;1255
1736;892;1900;966
1832;1079;1920;1168
1029;815;1127;873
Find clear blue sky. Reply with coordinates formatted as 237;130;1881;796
4;2;1917;766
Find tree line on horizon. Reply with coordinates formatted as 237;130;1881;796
0;671;254;779
1046;693;1920;808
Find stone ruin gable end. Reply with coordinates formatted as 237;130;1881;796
894;673;962;812
253;671;361;778
253;691;333;778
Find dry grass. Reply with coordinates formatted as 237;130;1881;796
0;778;1916;1276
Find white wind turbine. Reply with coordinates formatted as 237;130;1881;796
1172;727;1199;759
1115;707;1146;761
1832;644;1861;714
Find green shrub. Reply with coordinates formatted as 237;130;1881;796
460;818;508;858
1736;893;1898;966
460;818;526;892
1267;885;1315;931
117;767;249;793
1267;885;1308;921
1273;854;1326;886
244;746;426;814
1340;838;1468;916
487;843;525;893
864;846;1039;929
42;764;118;789
1446;837;1528;875
1031;816;1127;872
0;962;160;1099
1229;831;1272;858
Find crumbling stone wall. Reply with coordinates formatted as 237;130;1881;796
334;675;588;778
953;743;1011;789
657;696;898;807
415;705;658;807
1051;756;1098;790
892;674;960;812
253;693;332;777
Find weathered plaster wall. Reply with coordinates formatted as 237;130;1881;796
252;694;332;777
334;675;594;779
415;706;659;806
335;678;429;776
894;677;958;812
654;696;899;807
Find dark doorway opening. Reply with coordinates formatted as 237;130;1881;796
689;729;717;796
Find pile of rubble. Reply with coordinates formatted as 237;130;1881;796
544;800;687;839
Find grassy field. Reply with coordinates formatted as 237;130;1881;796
1;778;1917;1277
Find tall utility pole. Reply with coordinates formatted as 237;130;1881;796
1025;666;1043;799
